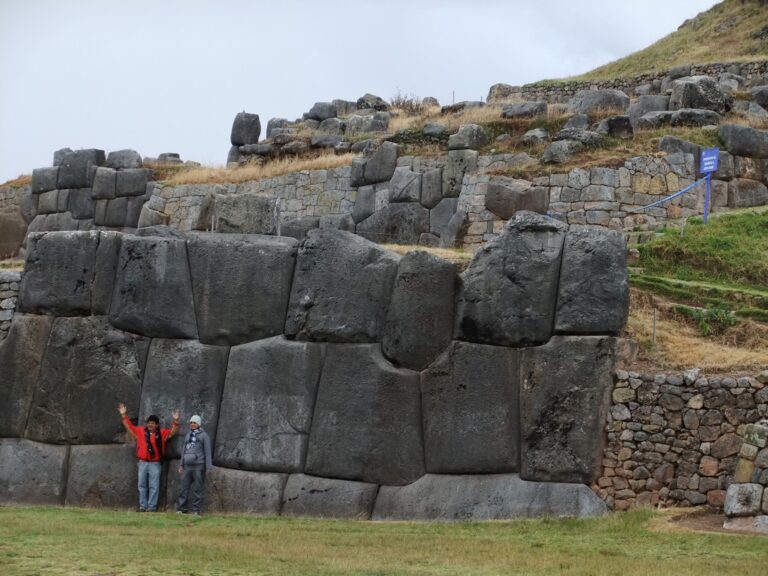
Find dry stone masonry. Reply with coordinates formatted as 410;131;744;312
722;420;768;533
0;215;628;519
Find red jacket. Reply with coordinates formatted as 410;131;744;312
122;416;179;462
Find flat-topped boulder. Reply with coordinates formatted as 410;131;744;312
568;89;629;114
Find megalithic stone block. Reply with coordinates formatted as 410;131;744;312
110;235;198;339
230;112;262;146
139;338;229;458
0;439;68;505
165;461;286;514
382;251;456;371
421;341;520;473
20;231;101;315
555;225;629;335
25;316;148;444
0;314;53;437
187;233;298;345
456;211;567;346
215;337;325;472
305;344;424;485
520;336;615;483
281;474;378;519
57;149;106;189
31;167;59;194
65;444;138;508
372;474;607;520
285;229;400;343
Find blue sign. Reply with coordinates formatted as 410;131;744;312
700;147;720;174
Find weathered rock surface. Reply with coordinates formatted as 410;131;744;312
568;89;629;114
166;463;286;514
720;124;768;158
307;102;337;121
429;197;459;236
485;180;548;219
106;149;143;169
542;140;584;163
520;336;615;483
215;337;325;472
213;193;276;234
356;202;430;245
388;167;422;203
456;211;567;346
285;230;399;342
448;124;490;150
669;76;732;114
110;235;198;339
382;251;456;371
555;226;629;335
57;149;105;189
65;444;138;508
140;338;229;458
187;233;297;345
305;344;423;485
281;474;378;519
443;149;478;197
0;439;67;504
728;178;768;208
501;101;547;118
595;115;633;139
31;167;59;194
0;209;27;258
422;342;520;473
724;483;764;517
25;316;147;444
373;474;607;520
0;314;53;437
363;141;399;184
230;112;261;146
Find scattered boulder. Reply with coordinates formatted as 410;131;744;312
501;101;547;118
317;117;345;135
230;112;261;146
422;96;440;108
720;124;768;158
542;140;584;163
423;122;448;139
448;124;490;150
106;149;142;169
669;76;732;114
281;141;307;155
332;99;357;116
554;129;604;147
521;128;549;145
307;102;337;121
345;112;390;136
443;149;478;197
568;89;629;114
310;135;343;149
563;114;589;131
266;118;289;138
595;115;633;138
440;101;484;115
629;95;670;127
356;93;389;111
670;108;722;127
752;85;768;108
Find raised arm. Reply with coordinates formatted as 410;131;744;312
118;403;139;439
169;408;181;438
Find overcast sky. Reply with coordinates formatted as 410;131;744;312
0;0;718;183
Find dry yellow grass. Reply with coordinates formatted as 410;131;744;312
626;289;768;372
383;243;476;270
0;174;32;188
158;153;355;186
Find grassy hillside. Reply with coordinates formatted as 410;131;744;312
575;0;768;80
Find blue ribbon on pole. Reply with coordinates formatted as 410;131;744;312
627;177;708;213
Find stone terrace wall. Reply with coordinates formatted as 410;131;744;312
493;61;768;103
596;370;768;511
0;271;20;342
0;217;628;519
0;184;30;258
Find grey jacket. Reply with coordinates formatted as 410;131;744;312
180;428;213;470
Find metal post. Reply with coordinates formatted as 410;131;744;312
652;308;657;345
703;173;712;224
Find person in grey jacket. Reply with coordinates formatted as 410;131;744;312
176;414;213;515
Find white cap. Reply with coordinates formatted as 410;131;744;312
189;415;202;425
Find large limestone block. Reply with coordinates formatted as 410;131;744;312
31;166;59;194
363;141;399;184
443;150;478;198
187;233;297;345
166;463;286;514
305;344;424;485
382;251;456;371
0;439;67;504
281;474;378;519
568;89;629;114
92;167;117;200
106;149;143;169
669;76;732;114
421;342;520;473
429;198;458;236
57;149;105;189
65;444;138;508
724;483;764;517
110;235;198;339
0;314;53;437
372;474;607;520
388;167;422;203
25;316;147;444
356;202;430;245
20;231;117;316
67;188;95;219
720;124;768;158
520;336;615;483
285;229;399;342
456;212;567;346
555;226;629;335
728;178;768;208
215;337;325;472
140;339;229;458
485;180;548;219
214;193;276;234
0;208;27;258
115;169;149;197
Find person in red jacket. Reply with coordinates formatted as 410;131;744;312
118;402;180;512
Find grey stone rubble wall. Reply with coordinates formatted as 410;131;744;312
596;370;768;511
495;61;768;104
0;184;31;258
722;421;768;531
0;271;21;341
0;218;628;519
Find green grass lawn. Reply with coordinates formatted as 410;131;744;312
0;507;766;576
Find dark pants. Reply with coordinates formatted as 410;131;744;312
177;468;206;513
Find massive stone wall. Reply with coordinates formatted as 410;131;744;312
0;215;628;519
